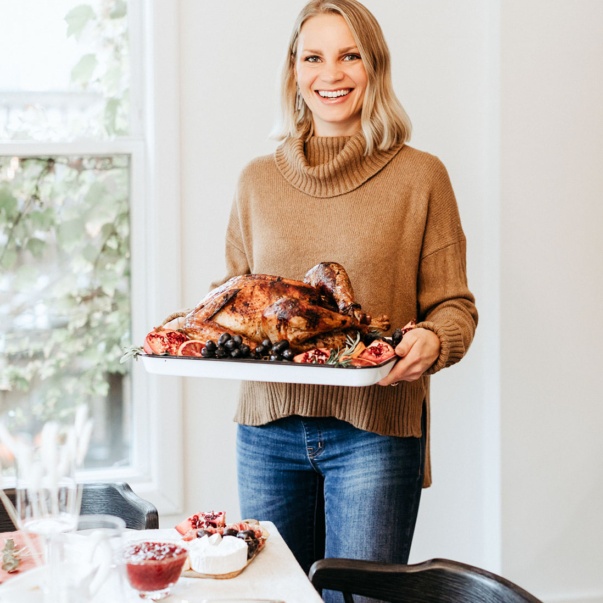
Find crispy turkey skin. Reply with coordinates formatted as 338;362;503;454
181;262;389;352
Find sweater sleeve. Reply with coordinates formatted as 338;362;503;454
415;159;478;374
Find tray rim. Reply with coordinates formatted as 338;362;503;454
141;353;393;369
140;353;396;387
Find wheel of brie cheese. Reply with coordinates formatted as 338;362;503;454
187;533;248;576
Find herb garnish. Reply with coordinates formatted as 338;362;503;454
2;539;22;573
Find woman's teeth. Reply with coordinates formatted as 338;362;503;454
317;89;351;98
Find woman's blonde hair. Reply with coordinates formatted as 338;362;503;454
272;0;412;155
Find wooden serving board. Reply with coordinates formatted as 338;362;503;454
181;541;265;579
181;523;268;580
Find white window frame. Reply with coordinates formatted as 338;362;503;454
0;0;184;516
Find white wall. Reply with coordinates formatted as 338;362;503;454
500;1;603;601
164;1;603;602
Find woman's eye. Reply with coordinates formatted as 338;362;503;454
343;53;361;62
305;55;321;63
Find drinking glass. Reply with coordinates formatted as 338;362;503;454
15;467;79;535
14;423;82;601
54;514;126;602
123;540;189;600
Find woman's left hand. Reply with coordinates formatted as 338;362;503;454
378;328;441;386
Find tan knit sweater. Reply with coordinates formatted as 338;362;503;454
214;132;478;486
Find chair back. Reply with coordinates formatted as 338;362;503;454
0;482;158;531
309;558;543;603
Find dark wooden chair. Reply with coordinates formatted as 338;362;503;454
1;482;159;532
309;557;543;603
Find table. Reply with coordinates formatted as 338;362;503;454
0;522;323;603
125;522;324;603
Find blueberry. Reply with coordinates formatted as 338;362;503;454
281;348;294;361
391;328;403;347
205;340;217;352
272;340;289;354
218;333;231;347
363;332;378;345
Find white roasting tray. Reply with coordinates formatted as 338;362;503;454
141;354;396;387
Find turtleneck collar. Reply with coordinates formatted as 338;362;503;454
274;131;404;198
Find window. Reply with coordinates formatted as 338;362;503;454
0;0;182;514
0;153;131;469
0;0;130;142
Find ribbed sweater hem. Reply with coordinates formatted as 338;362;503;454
234;380;425;436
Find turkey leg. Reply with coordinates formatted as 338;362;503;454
303;262;369;323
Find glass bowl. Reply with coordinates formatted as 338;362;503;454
123;541;188;600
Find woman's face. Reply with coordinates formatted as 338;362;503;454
295;13;368;137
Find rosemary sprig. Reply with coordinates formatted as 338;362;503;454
326;331;362;367
326;348;350;367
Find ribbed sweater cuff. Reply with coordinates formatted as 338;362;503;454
416;320;466;375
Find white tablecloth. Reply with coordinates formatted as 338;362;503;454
125;522;324;603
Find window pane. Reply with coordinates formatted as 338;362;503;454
0;154;132;470
0;0;130;141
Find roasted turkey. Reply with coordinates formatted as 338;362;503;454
165;262;389;352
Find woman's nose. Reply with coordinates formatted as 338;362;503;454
320;62;344;82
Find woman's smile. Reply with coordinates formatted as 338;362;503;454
316;88;352;100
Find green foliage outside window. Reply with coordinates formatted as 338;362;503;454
65;0;130;139
0;155;131;424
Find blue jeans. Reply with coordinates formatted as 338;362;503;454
237;415;425;603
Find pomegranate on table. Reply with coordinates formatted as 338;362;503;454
175;510;226;536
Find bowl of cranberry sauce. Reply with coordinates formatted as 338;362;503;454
124;541;188;600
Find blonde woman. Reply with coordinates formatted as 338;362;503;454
213;1;478;597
